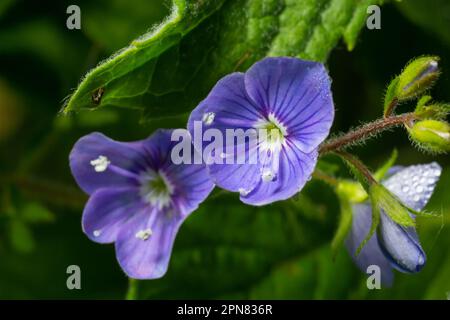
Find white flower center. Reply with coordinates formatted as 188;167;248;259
139;170;174;210
254;113;287;152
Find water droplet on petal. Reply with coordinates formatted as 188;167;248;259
418;255;425;265
402;186;410;193
93;230;102;237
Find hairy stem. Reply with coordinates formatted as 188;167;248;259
312;170;339;186
335;151;376;185
319;113;416;154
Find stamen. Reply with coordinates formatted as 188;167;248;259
202;112;215;125
135;228;153;241
90;155;110;172
262;169;276;182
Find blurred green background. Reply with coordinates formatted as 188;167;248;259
0;0;449;299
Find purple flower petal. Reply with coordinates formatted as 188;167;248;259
188;73;263;144
82;187;142;243
70;132;146;194
375;163;441;273
163;158;216;216
240;146;317;206
115;208;183;279
377;213;426;273
345;204;394;286
244;57;334;153
383;162;442;211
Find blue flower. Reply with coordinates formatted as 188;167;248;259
345;163;442;285
69;130;214;279
188;57;335;205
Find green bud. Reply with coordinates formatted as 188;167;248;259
408;119;450;153
397;56;440;101
337;181;367;203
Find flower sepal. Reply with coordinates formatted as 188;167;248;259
396;56;440;101
370;183;415;228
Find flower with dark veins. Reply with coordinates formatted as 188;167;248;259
69;130;214;279
346;162;442;285
188;57;335;205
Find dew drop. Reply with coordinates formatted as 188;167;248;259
418;255;425;265
93;230;101;237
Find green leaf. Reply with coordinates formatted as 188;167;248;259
371;184;415;227
63;0;392;120
331;191;353;258
21;203;55;224
383;76;399;116
9;220;35;254
373;148;398;181
343;0;387;51
83;0;170;53
356;187;381;255
416;95;432;109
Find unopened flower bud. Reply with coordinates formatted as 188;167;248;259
408;120;450;153
397;56;440;100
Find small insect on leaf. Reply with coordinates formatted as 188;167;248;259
91;87;105;106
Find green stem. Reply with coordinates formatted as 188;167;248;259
125;278;139;300
312;170;339;186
